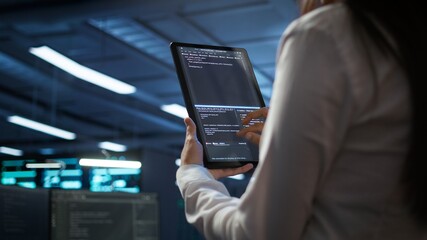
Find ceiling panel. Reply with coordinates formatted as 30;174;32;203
83;57;167;80
260;65;276;79
37;33;123;61
185;4;288;43
134;78;181;96
13;22;72;36
147;16;214;45
179;0;264;14
159;95;185;106
238;39;279;65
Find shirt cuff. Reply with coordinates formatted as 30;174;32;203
176;164;216;196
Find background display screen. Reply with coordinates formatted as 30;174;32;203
0;185;49;240
51;190;158;240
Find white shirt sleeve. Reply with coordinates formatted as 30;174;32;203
176;22;353;240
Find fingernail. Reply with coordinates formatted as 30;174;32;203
245;133;252;140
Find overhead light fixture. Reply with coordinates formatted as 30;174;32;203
7;115;76;140
161;104;188;119
79;158;141;169
98;141;127;152
228;174;245;180
29;46;136;95
0;146;23;156
26;163;62;169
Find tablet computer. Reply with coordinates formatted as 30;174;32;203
170;42;266;169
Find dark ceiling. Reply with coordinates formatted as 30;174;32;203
0;0;298;158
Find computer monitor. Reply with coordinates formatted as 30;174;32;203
0;185;50;240
1;159;37;188
51;190;158;240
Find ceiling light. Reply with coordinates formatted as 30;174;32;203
7;115;76;140
161;104;188;119
228;174;245;180
98;141;127;152
26;163;62;169
0;146;23;156
29;46;136;95
79;158;141;169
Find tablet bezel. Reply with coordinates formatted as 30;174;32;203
170;42;266;169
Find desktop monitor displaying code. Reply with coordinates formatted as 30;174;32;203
51;190;158;240
0;185;50;240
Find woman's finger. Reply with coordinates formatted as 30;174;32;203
184;117;198;140
242;107;269;125
244;132;261;145
237;123;265;137
181;118;204;166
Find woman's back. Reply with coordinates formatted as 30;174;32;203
275;4;424;239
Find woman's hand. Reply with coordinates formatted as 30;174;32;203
236;107;269;145
209;164;254;179
181;118;203;166
181;117;253;179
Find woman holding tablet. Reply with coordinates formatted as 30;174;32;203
176;0;427;239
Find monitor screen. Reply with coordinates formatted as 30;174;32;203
0;185;50;240
42;158;82;190
1;159;37;188
89;168;141;193
51;190;158;240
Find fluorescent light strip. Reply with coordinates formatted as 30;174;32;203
26;163;62;169
0;146;23;156
161;104;188;119
228;174;245;180
7;115;76;140
98;141;127;152
29;46;136;95
79;158;141;169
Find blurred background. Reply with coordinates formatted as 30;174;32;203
0;0;298;239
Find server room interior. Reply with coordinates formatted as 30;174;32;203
0;0;298;239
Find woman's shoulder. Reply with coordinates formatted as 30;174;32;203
284;3;351;37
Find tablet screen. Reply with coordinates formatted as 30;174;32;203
171;42;265;168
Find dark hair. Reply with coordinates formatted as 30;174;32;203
344;0;427;224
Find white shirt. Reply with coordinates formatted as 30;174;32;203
176;3;426;239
